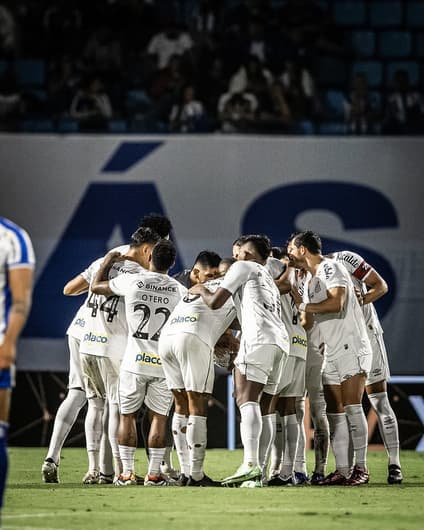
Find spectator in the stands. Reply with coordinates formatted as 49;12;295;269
197;56;228;122
147;18;194;71
42;0;83;57
218;90;258;133
229;55;273;110
344;72;380;135
48;55;81;115
0;1;18;58
169;83;206;132
69;76;112;131
83;27;122;80
383;69;424;135
278;59;318;122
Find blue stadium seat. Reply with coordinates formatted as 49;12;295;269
316;56;348;87
349;31;375;57
126;90;152;115
19;119;54;133
379;31;412;58
406;2;424;27
108;119;128;133
386;61;420;86
369;1;402;27
324;90;346;119
14;60;45;87
352;61;383;87
333;1;366;26
57;118;79;133
0;60;8;76
318;122;347;135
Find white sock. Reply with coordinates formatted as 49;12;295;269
309;394;329;474
294;397;307;474
186;415;207;481
162;446;173;471
239;401;262;467
368;391;400;467
119;444;136;475
269;411;283;476
148;447;166;476
107;402;122;476
85;397;104;472
172;413;190;477
280;414;299;479
327;413;351;477
258;413;276;476
46;388;86;464
99;402;113;476
344;404;368;470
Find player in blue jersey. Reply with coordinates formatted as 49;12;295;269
0;217;35;520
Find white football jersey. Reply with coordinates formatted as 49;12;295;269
333;250;383;334
79;246;141;359
0;218;35;341
280;269;307;360
306;258;371;358
66;301;88;340
220;260;289;353
110;270;186;377
161;278;236;349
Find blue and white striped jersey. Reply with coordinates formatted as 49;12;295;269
0;217;35;341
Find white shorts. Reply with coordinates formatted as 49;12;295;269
118;369;173;416
279;356;306;397
322;350;372;386
159;334;214;394
366;330;390;385
67;336;84;390
235;341;288;395
80;353;120;403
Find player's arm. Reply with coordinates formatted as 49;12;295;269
63;274;89;296
291;285;346;314
91;251;123;297
361;269;388;305
0;267;33;369
189;284;232;310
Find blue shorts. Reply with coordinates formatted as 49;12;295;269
0;368;15;389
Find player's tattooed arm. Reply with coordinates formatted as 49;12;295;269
362;269;388;305
291;286;346;314
189;284;232;310
91;251;122;296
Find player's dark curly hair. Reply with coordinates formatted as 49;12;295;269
139;213;172;239
130;227;161;247
241;234;272;260
193;250;221;269
289;231;322;254
152;240;176;271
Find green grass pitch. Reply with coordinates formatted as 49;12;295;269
3;448;424;530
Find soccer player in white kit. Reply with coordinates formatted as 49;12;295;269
159;274;237;486
0;217;34;518
289;231;373;486
330;250;402;484
268;262;308;486
190;235;289;487
91;239;186;486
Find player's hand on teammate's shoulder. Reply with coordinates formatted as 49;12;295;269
0;339;16;369
290;285;302;307
103;251;124;264
188;284;203;295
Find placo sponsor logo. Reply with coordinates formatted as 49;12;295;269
83;332;108;343
292;335;307;347
135;352;162;365
170;314;199;325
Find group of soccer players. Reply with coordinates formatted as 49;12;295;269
41;213;403;488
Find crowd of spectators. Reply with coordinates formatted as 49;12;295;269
0;0;423;134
